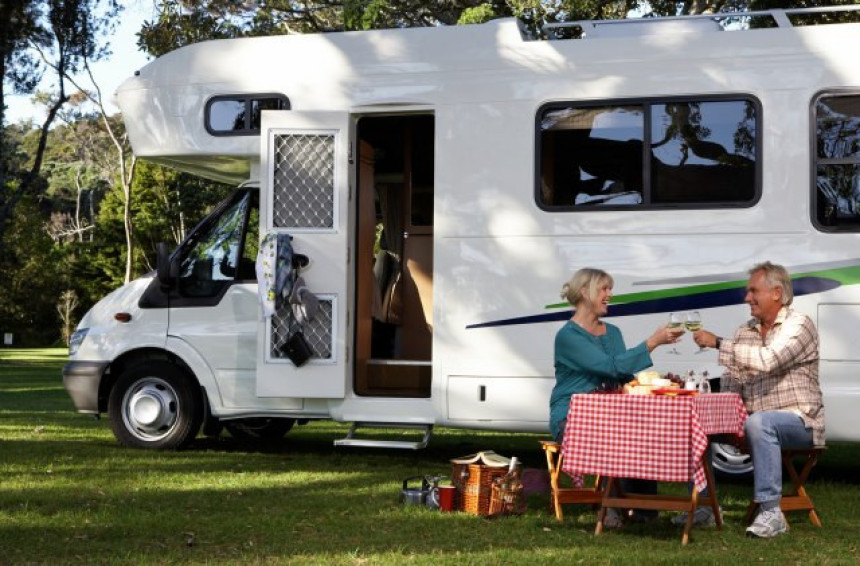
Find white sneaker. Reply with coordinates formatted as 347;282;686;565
670;505;719;527
746;508;788;538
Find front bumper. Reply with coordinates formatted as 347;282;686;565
62;361;110;414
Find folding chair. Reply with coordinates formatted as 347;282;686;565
746;447;824;527
539;440;604;521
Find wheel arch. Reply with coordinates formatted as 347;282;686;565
97;344;219;415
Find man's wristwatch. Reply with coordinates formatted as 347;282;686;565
714;336;723;349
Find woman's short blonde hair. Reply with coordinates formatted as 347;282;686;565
750;261;794;306
561;268;614;307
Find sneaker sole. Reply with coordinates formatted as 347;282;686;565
745;526;788;538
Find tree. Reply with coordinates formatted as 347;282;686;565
0;0;121;254
137;0;770;54
68;64;138;282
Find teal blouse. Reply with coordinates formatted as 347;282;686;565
549;320;653;440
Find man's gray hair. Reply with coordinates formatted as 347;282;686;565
750;261;793;305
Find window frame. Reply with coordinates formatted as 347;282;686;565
205;93;291;137
810;88;860;233
534;94;763;212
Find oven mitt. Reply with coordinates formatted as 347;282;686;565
290;275;320;325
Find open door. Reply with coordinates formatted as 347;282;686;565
256;111;350;399
355;115;434;397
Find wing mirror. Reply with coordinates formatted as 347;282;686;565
156;242;179;286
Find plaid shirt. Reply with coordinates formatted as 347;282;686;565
718;307;825;447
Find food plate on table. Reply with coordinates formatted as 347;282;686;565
652;387;697;396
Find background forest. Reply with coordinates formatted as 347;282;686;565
1;0;857;346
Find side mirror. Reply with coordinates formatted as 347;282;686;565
156;242;176;286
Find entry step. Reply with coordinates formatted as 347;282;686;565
334;421;433;450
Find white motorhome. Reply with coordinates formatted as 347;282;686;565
63;6;860;474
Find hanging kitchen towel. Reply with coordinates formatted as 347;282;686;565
255;232;294;318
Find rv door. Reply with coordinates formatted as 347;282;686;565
256;111;350;399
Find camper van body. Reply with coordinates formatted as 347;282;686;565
63;8;860;472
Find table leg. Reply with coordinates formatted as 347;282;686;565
701;450;723;529
594;477;619;536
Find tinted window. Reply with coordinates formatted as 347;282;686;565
206;94;290;136
814;93;860;231
651;101;756;203
209;99;246;132
538;97;759;209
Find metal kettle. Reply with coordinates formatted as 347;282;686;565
400;476;430;505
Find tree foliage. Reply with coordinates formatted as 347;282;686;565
1;0;857;346
138;0;800;54
1;0;121;253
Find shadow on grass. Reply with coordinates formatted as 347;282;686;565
2;428;859;562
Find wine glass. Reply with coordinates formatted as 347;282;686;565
686;311;706;354
667;312;684;355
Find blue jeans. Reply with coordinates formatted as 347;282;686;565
745;411;814;505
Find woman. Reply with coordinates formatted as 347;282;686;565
549;267;683;527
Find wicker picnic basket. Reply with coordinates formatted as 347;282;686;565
488;481;524;516
451;462;508;515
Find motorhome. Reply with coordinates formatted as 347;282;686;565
63;6;860;475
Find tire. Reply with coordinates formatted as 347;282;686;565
711;441;754;477
107;361;202;449
224;417;295;441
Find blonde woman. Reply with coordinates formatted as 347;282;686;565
549;267;684;527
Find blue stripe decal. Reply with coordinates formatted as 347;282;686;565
466;276;839;329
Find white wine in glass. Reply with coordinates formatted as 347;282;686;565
667;312;684;355
686;311;706;353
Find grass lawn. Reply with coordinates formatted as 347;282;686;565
1;348;859;564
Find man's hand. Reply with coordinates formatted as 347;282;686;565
693;329;719;349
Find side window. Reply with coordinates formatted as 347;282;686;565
540;105;644;206
537;97;759;210
177;192;253;297
650;101;757;204
205;94;290;136
814;92;860;231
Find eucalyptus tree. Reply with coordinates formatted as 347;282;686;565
136;0;760;55
0;0;121;253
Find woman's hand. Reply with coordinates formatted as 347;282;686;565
645;324;685;352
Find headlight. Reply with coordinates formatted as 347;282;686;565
68;328;89;356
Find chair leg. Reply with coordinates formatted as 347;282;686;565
542;441;565;522
540;440;605;523
781;450;822;527
747;449;822;527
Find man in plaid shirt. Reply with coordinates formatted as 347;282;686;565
694;261;824;538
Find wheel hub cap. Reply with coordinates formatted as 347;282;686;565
123;379;179;439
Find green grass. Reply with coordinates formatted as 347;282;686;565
2;348;859;564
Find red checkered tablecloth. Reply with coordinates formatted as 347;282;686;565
560;392;747;491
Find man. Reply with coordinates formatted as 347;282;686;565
694;261;825;538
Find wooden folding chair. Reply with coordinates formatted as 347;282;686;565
746;447;824;527
539;440;604;521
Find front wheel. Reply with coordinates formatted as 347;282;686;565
108;361;202;449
